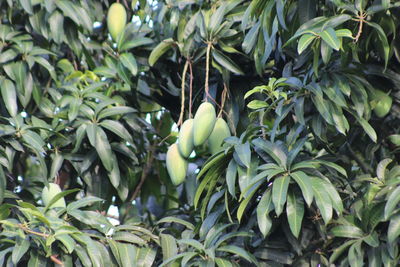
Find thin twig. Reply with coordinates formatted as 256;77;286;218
218;84;228;118
205;42;212;101
18;224;49;238
353;12;367;42
130;145;155;202
50;255;64;266
189;60;194;118
177;60;189;126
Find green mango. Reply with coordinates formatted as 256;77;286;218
208;118;231;154
107;3;127;41
41;183;66;208
166;143;188;185
193;102;216;146
373;90;392;118
178;119;194;158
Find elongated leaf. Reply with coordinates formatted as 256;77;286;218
376;159;392;180
21;130;45;153
1;79;18;117
272;175;290;216
0;167;5;204
67;196;103;211
290;171;313;207
27;251;46;267
353;115;377;143
388;213;400;243
226;159;237;197
95;127;114;172
160;234;178;267
12;238;30;265
217;245;257;265
116;242;137;267
45;189;79;211
286;189;304;238
235;142;251;168
49;153;63;179
330;225;364;238
100;119;133;143
148;38;174;66
212;49;244;75
311;177;332;224
157;216;195;230
385;186;400;219
319;27;340;50
120;53;138;76
97;106;136;120
366;22;389;68
297;34;316;54
136;247;156;267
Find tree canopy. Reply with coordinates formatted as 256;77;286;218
1;0;400;266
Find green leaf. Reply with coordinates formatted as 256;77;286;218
0;49;17;64
376;158;392;180
247;100;268;109
100;119;133;143
148;38;174;66
353;114;377;143
272;175;290;216
136;247;157;267
49;153;63;179
330;225;364;238
21;130;45;153
366;22;389;68
385;186;400;219
297;34;316;54
27;251;46;267
1;78;18;117
311;177;332;224
216;258;233;267
235;142;251;168
95;127;114;172
212;49;244;75
74;244;92;267
388;213;400;243
120;53;138;76
257;190;273;237
319;27;340;50
44;189;79;212
157;216;195;230
329;239;357;263
116;242;137;267
335;29;353;38
119;37;153;52
113;232;146;245
55;234;76;253
160;234;178;267
286;189;304;238
12;238;30;265
0;167;5;205
97;106;136;120
217;245;257;265
226;159;237;197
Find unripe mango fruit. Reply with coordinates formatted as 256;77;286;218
193;102;216;146
166;143;188;186
107;3;127;41
373;90;392;118
178;119;194;158
41;183;66;208
208;118;231;154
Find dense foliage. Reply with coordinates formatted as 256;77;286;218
1;0;400;266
